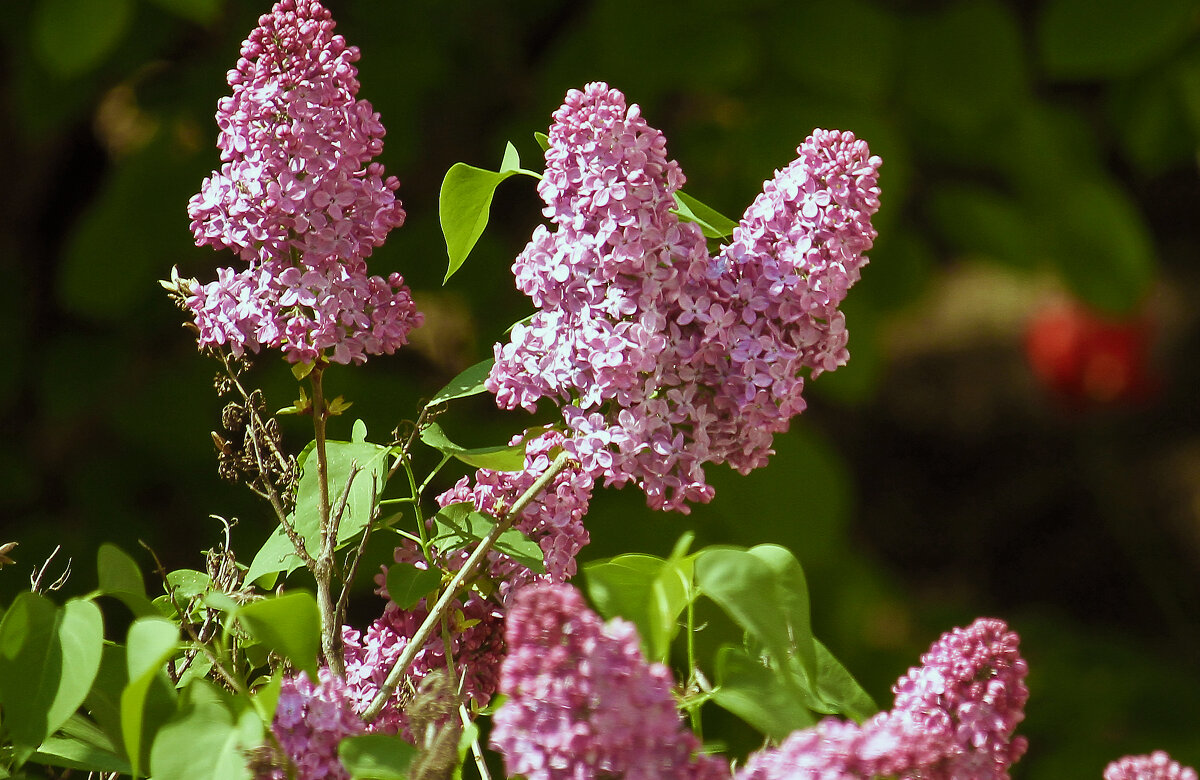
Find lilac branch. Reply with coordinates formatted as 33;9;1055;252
360;450;572;722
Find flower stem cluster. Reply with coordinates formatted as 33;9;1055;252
185;0;420;365
488;83;881;512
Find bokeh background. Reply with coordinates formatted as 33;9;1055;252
3;0;1200;776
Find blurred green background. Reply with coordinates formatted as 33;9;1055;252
3;0;1200;776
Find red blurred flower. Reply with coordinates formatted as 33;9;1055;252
1025;300;1157;405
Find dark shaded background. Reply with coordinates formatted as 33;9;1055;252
3;0;1200;776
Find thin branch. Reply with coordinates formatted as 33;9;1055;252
30;545;71;593
361;451;572;722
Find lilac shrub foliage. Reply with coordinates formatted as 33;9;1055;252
184;0;420;365
488;83;882;512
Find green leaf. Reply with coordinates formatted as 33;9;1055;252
150;679;260;780
695;545;817;688
32;735;131;775
0;594;105;758
385;563;443;611
1039;0;1200;80
339;733;419;779
440;163;519;283
500;141;521;174
97;544;157;618
352;418;369;443
711;645;816;739
234;591;321;680
426;358;496;406
431;503;545;575
672;191;738;239
32;0;133;77
120;617;179;778
420;422;525;471
812;639;878;723
84;643;132;762
1041;177;1156;313
534;131;551;151
584;553;692;664
246;437;391;587
165;569;212;599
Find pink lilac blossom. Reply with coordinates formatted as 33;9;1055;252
736;617;1027;780
263;669;365;780
184;0;419;365
735;714;952;780
1105;753;1199;780
888;617;1029;779
342;431;593;733
487;82;881;512
490;583;729;780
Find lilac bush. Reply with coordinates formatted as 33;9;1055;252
5;2;1183;779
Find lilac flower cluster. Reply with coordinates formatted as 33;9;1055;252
341;596;505;737
888;617;1030;779
263;670;365;780
432;429;595;602
488;82;881;512
490;583;729;780
341;431;593;733
1106;753;1199;780
185;0;420;365
735;714;949;780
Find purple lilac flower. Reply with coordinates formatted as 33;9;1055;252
263;669;365;780
487;83;881;512
185;0;419;365
343;431;593;733
341;595;506;738
735;714;952;780
1105;753;1199;780
889;617;1029;779
490;583;729;780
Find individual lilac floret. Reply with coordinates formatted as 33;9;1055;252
1105;753;1199;780
184;0;420;365
736;714;952;780
491;583;729;780
488;82;881;512
262;669;365;780
890;617;1029;779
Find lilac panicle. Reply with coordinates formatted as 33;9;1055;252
343;431;593;734
889;617;1029;779
262;670;365;780
487;82;881;512
738;617;1028;780
1105;753;1199;780
735;714;952;780
185;0;420;365
490;583;729;780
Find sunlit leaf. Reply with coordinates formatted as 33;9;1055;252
712;645;817;739
339;733;419;779
584;553;692;663
385;563;443;611
120;617;180;778
150;679;260;780
234;591;321;680
426;358;496;406
672;191;738;239
420;422;525;471
431;502;545;574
